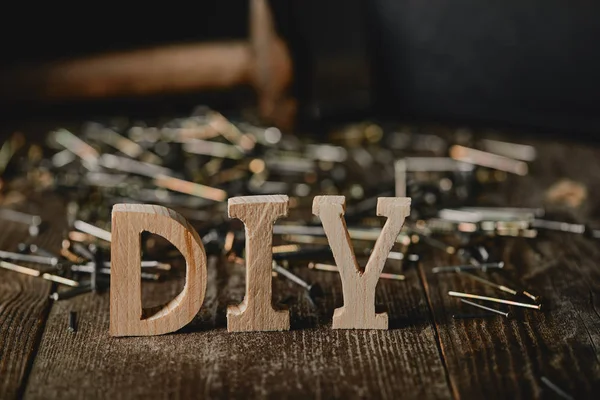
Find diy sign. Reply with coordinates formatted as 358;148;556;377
110;195;411;336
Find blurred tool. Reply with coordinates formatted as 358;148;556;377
0;0;295;128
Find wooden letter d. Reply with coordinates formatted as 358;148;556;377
110;204;207;336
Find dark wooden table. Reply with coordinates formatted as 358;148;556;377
1;137;599;399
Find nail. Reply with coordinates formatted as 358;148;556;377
76;260;170;270
272;246;332;261
452;313;497;319
154;175;227;202
70;243;95;260
449;145;528;175
308;262;406;281
0;250;58;266
52;129;100;170
1;260;78;286
458;206;543;220
404;157;474;172
136;261;171;270
479;139;536;162
0;260;40;277
207;111;255;151
183;139;244;160
68;311;77;333
223;231;236;254
433;262;504;274
60;247;86;264
89;244;104;292
273;262;322;297
474;246;489;262
540;376;573;400
0;209;42;236
458;271;517;295
523;290;540;302
87;127;162;164
71;264;162;281
41;273;79;287
415;234;457;255
448;291;541;310
50;284;92;301
0;133;25;174
273;225;411;245
18;243;56;258
532;219;586;234
308;262;337;272
272;244;301;254
460;299;509;318
74;220;112;242
99;153;174;178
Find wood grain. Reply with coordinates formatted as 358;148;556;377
23;253;451;399
313;196;410;329
418;140;600;399
110;204;207;337
0;196;66;399
5;136;600;399
227;195;290;332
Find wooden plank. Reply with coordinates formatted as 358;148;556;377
420;234;600;399
23;254;451;399
419;140;600;399
0;196;67;399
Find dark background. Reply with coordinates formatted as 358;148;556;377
0;0;598;135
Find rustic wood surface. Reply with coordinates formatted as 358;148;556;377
0;197;65;399
0;138;599;399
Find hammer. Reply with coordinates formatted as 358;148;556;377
0;0;295;128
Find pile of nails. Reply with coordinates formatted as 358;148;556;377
0;106;597;317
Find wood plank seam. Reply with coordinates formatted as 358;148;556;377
15;292;54;399
416;264;459;400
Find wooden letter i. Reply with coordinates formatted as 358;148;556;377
227;195;290;332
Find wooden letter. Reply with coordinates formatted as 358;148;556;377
110;204;207;336
227;195;290;332
313;196;411;329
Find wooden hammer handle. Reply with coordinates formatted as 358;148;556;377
0;42;253;100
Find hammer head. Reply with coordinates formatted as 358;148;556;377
249;0;296;130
